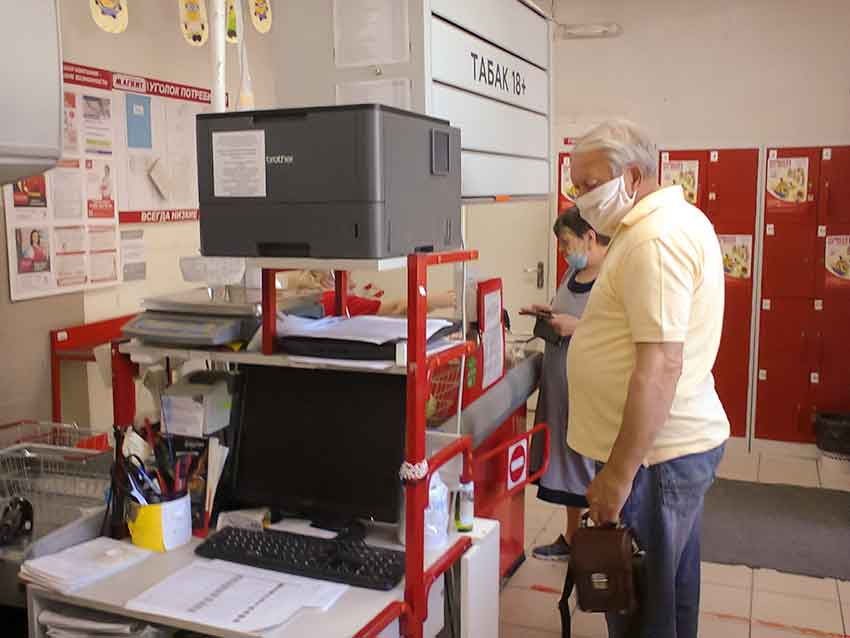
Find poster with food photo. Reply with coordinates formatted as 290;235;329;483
82;95;113;155
767;156;808;208
826;236;850;280
719;234;753;279
662;160;699;205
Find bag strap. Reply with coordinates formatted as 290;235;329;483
559;560;574;638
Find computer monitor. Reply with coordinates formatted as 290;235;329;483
232;365;406;524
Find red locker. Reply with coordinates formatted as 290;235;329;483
764;147;821;223
706;149;760;227
755;297;818;443
714;279;753;438
818;146;850;226
658;150;709;211
556;152;575;284
761;221;817;298
813;299;850;414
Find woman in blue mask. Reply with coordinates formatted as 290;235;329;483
523;206;610;561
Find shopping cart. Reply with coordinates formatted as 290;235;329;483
0;422;112;542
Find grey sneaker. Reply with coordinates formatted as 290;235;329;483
532;534;570;561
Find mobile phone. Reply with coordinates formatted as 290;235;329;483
520;309;553;320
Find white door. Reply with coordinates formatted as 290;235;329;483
464;199;552;335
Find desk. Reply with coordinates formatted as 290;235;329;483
26;519;500;638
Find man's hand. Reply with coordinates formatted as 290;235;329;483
586;464;634;525
547;313;579;337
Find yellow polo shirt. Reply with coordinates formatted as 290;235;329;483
566;186;730;465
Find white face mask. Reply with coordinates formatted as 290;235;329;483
575;175;637;236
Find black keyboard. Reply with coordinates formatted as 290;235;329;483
195;526;406;591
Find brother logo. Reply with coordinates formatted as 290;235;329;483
266;154;295;165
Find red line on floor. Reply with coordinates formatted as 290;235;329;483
530;584;561;595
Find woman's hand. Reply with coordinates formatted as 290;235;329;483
547;313;579;337
520;303;553;316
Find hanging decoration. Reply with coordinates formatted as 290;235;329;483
236;0;255;109
249;0;272;34
90;0;129;34
226;0;239;43
179;0;209;46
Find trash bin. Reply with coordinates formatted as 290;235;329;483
815;412;850;456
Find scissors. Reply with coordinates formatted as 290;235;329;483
124;454;161;501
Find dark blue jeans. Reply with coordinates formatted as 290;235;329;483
605;444;725;638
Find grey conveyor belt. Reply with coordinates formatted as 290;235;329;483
451;352;542;447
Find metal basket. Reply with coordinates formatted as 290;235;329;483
0;443;112;541
0;421;111;452
426;362;462;427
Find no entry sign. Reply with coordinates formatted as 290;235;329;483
507;439;528;491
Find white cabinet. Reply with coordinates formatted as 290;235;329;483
0;0;63;184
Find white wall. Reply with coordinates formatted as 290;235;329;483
554;0;850;148
57;0;278;428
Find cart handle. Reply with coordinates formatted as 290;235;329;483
474;422;551;497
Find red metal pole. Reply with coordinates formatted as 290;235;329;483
261;269;277;355
354;601;407;638
402;254;428;638
111;341;138;429
50;333;61;422
334;270;349;316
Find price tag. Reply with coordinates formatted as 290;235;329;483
758;369;767;381
766;224;775;236
823;148;832;160
762;299;771;311
814;299;823;311
769;149;778;160
818;225;827;237
710;151;719;162
810;372;820;384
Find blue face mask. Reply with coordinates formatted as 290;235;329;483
566;251;588;271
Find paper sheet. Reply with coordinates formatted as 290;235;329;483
333;0;410;68
51;163;84;220
212;130;266;198
121;229;146;282
336;78;412;110
277;314;454;345
82;94;113;155
125;560;347;632
481;290;504;389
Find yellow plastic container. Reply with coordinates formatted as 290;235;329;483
126;494;192;552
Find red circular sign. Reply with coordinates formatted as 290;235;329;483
509;443;526;484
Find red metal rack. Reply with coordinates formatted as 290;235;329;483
110;249;545;638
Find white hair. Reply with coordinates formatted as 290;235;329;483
574;119;658;178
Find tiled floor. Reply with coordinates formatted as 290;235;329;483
501;446;850;637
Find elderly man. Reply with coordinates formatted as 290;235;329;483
566;120;729;638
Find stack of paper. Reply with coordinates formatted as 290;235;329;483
38;609;171;638
277;314;454;344
126;559;348;632
20;537;152;595
205;438;230;528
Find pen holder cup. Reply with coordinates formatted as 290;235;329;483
127;493;192;552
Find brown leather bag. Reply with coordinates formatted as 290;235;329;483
558;516;645;638
571;523;639;613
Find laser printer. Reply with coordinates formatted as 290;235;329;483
196;104;462;259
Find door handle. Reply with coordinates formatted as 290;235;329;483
524;262;545;289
